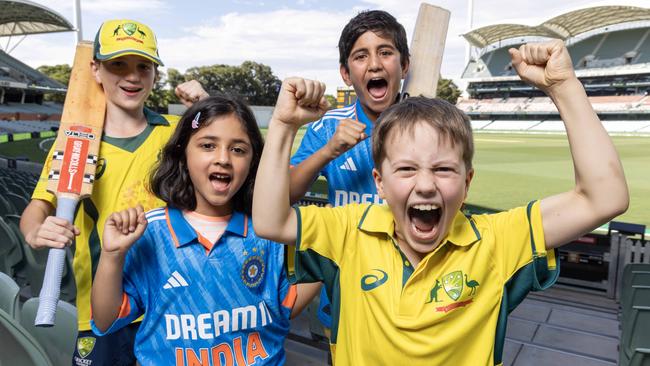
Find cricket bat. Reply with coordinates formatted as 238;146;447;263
401;3;450;99
36;41;106;326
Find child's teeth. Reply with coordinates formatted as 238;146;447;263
413;204;438;211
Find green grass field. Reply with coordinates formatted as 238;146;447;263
2;130;648;226
469;133;649;227
285;129;650;227
0;137;53;163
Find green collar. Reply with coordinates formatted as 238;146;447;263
143;107;169;126
101;107;170;152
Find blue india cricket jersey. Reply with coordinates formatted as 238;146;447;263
90;207;293;366
291;99;383;206
290;100;383;328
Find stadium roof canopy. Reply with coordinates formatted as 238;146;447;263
463;6;650;48
0;0;73;37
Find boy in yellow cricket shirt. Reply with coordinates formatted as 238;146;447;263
20;19;206;366
252;40;629;365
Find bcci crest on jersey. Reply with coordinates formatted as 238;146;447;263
242;255;265;288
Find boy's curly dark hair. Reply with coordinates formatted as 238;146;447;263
338;10;410;71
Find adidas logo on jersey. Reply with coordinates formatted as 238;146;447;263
163;271;189;289
339;157;357;171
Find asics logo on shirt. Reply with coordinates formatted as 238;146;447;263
361;269;388;291
163;271;189;289
339;157;358;171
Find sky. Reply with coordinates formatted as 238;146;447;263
3;0;650;96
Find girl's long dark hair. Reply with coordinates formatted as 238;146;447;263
149;95;264;215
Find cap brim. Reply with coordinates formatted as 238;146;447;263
95;49;164;66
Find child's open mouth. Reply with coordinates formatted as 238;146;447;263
367;78;388;99
408;204;441;240
209;172;231;192
120;86;143;95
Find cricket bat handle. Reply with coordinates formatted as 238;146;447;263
35;196;78;326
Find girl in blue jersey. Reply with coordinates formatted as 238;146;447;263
91;95;316;366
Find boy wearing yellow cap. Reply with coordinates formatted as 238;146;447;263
20;19;188;366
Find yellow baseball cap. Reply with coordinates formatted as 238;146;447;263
93;19;163;66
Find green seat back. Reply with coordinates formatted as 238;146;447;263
19;297;78;366
5;192;28;214
629;348;650;366
0;272;19;319
0;218;22;277
622;307;650;361
0;308;52;366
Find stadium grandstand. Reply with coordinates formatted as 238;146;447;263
454;6;650;366
0;0;70;123
459;5;650;135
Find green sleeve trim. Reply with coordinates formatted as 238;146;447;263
79;198;102;281
493;201;561;365
526;201;538;256
525;200;560;291
290;205;342;343
290;205;341;284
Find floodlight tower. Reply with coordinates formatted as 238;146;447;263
466;0;474;66
73;0;82;42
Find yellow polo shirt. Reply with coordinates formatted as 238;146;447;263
293;201;558;366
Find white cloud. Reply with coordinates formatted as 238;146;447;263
158;9;353;95
6;0;650;97
26;0;169;14
9;36;77;68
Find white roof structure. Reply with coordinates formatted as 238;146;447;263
0;0;73;37
463;6;650;48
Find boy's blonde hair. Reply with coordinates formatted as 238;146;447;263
372;97;474;171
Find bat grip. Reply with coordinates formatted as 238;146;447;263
35;196;78;327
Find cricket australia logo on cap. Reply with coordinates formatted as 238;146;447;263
112;22;147;41
242;255;265;288
76;336;96;358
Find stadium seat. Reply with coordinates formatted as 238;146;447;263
621;306;650;364
621;264;650;313
21;242;76;302
1;214;74;301
622;286;650;324
0;194;17;216
0;308;53;366
19;297;77;366
629;348;650;366
0;217;23;277
6;182;29;198
0;272;19;319
622;264;650;295
5;192;28;214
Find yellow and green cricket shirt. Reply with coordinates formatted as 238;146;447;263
292;201;558;366
32;108;179;331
